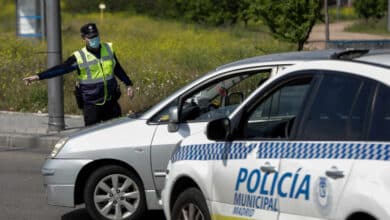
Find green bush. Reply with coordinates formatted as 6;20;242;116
353;0;387;21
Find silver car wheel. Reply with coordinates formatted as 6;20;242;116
93;174;140;220
179;203;205;220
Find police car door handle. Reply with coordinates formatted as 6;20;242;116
134;147;144;153
260;162;277;173
325;167;344;179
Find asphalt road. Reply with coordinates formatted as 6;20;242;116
0;146;165;220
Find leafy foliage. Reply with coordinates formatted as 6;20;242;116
60;0;323;49
353;0;387;21
61;0;253;26
172;0;238;25
251;0;322;50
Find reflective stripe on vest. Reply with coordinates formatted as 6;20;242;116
74;42;115;85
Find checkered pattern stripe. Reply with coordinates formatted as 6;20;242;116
257;142;390;160
172;141;390;162
171;142;257;162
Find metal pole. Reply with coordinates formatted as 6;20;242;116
45;0;64;131
100;9;103;23
99;3;106;24
325;0;330;43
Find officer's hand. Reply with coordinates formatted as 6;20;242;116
23;75;39;85
127;86;134;99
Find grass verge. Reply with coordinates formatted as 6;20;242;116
345;18;390;36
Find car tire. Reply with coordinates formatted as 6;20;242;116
172;187;211;220
84;165;146;220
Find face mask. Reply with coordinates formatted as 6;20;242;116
88;36;100;49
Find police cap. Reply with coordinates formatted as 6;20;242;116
80;23;99;38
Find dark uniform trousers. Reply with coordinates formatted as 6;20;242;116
83;99;122;126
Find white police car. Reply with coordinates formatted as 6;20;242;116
162;60;390;220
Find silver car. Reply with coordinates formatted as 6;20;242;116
41;49;389;220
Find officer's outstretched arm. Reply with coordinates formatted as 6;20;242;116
23;75;39;85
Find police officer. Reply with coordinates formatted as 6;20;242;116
23;23;134;126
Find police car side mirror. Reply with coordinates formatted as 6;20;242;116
168;106;179;132
206;117;231;141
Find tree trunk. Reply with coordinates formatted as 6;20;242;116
298;41;304;51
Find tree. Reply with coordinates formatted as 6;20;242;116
252;0;322;51
353;0;387;22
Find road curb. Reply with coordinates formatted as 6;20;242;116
0;133;62;150
0;111;83;149
0;111;84;134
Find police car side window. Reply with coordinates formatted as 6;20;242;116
369;84;390;141
301;74;374;140
184;71;270;122
243;77;312;139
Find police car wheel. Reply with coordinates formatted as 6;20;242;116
172;187;211;220
84;165;146;220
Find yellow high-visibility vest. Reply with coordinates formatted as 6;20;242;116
73;42;116;105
